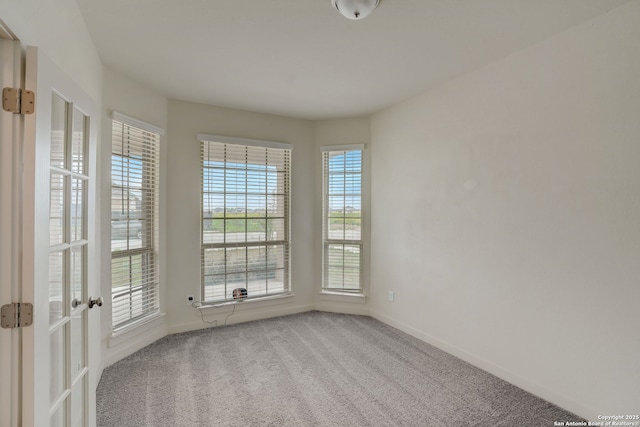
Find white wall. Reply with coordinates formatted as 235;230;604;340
100;67;169;367
314;118;371;315
370;1;640;419
165;100;316;333
0;0;102;101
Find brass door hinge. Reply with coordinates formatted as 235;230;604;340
2;87;35;115
1;303;34;328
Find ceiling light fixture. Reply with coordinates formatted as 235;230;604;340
331;0;379;20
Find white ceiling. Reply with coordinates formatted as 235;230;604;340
76;0;630;120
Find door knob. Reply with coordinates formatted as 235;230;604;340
88;296;103;309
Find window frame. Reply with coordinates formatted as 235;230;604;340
110;112;163;331
199;134;292;304
321;144;364;293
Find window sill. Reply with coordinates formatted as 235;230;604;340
197;292;296;310
319;291;367;304
109;312;166;348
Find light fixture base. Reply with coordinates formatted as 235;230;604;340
331;0;380;20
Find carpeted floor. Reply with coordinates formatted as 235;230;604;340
97;311;582;426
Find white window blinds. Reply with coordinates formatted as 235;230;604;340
322;145;363;292
111;114;161;330
200;135;291;303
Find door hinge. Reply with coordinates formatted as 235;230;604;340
2;87;35;115
1;303;34;329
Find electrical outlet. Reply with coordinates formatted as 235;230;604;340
187;295;194;305
388;291;394;302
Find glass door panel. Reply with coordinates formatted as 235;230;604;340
48;92;89;426
49;325;65;405
49;173;65;246
70;178;84;242
71;108;86;174
70;379;85;427
70;310;85;379
50;94;67;169
70;247;83;307
48;251;64;324
50;404;66;427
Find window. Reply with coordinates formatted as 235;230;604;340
199;135;291;303
111;113;162;330
322;145;363;292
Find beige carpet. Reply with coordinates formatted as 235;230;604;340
97;311;582;426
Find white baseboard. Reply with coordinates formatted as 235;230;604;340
167;303;315;335
102;324;168;369
369;310;599;421
314;303;370;316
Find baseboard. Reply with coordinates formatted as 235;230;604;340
369;310;599;421
102;324;168;369
167;303;315;335
314;302;370;316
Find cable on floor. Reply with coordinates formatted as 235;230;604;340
191;300;237;327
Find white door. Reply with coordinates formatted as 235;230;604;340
0;35;23;427
22;46;100;427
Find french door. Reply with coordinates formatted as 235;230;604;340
44;71;92;427
23;46;100;426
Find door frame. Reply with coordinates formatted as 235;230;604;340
0;31;23;427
